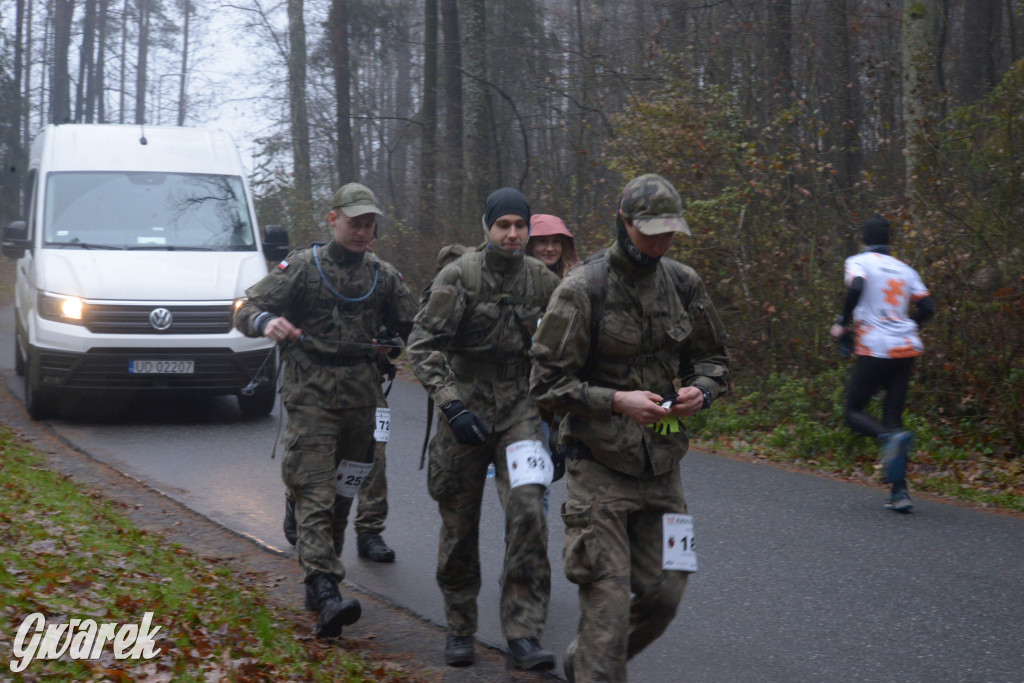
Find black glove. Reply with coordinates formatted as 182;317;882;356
550;446;565;482
547;420;565;482
441;400;489;445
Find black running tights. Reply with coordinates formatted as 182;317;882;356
844;356;915;439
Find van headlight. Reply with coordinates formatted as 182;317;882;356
38;292;86;324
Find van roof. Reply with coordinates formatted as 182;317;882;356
34;124;247;175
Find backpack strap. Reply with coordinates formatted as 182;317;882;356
581;249;609;380
460;251;550;307
460;251;484;303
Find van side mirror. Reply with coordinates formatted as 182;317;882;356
262;224;290;263
2;221;29;259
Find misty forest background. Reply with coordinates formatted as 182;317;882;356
0;1;1022;478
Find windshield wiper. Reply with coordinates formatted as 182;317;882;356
47;242;127;250
125;245;215;251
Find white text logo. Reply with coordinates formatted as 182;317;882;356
10;612;163;673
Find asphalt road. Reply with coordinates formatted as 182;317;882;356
3;307;1023;682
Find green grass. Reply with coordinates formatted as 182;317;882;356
690;368;1024;512
0;427;410;681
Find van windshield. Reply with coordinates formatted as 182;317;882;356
43;172;257;251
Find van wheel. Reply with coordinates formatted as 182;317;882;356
237;372;277;417
14;318;25;377
24;350;55;420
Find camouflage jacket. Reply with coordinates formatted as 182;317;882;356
408;248;560;433
235;240;418;410
530;241;730;477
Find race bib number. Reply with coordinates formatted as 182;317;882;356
335;459;375;498
662;513;697;572
374;407;391;443
505;440;553;489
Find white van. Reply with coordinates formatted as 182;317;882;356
2;124;290;419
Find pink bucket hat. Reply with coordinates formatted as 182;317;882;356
530;214;573;239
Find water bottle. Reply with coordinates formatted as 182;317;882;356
486;463;495;479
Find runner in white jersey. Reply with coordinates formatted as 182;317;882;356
830;216;935;512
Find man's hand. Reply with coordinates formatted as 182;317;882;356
612;390;669;425
441;400;489;445
829;323;847;339
668;386;704;417
264;316;301;343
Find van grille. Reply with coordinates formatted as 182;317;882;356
84;304;234;334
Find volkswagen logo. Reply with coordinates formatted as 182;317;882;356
149;308;174;331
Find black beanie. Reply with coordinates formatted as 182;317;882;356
861;215;890;246
483;188;531;229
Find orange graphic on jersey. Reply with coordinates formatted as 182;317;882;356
883;278;905;306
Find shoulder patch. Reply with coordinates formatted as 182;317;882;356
277;259;289;270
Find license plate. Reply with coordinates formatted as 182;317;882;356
129;360;195;374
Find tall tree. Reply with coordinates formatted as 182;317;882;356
958;0;999;105
51;0;74;124
330;0;355;182
95;0;109;121
135;0;151;124
822;0;858;196
286;0;313;230
177;0;191;125
76;0;97;122
902;0;941;203
461;0;489;228
440;0;462;223
419;0;439;231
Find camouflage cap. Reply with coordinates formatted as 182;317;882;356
618;173;690;236
331;183;384;218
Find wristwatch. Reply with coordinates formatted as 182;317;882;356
698;386;712;411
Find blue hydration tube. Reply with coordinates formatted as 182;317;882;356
314;244;379;302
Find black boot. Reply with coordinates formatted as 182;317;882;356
506;637;555;671
357;533;396;562
283;496;297;546
308;572;361;639
445;634;475;667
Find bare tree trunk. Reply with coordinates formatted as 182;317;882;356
119;0;128;123
14;0;25;139
134;0;150;124
50;0;74;124
95;0;108;121
767;0;792;111
461;0;489;229
823;0;858;188
22;0;33;143
958;0;999;104
177;0;191;126
903;0;941;208
441;0;462;226
287;0;314;237
419;0;439;231
330;0;355;182
76;0;97;122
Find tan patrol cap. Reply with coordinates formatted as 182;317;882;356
618;173;691;236
332;183;384;218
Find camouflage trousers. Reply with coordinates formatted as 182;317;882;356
561;456;689;683
427;412;551;641
353;439;388;536
285;398;389;539
281;401;375;582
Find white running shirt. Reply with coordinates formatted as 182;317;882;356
844;250;929;359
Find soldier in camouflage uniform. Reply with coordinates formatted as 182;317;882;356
407;188;561;671
530;174;730;682
235;183;418;639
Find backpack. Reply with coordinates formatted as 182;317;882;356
580;248;715;379
419;242;550;308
